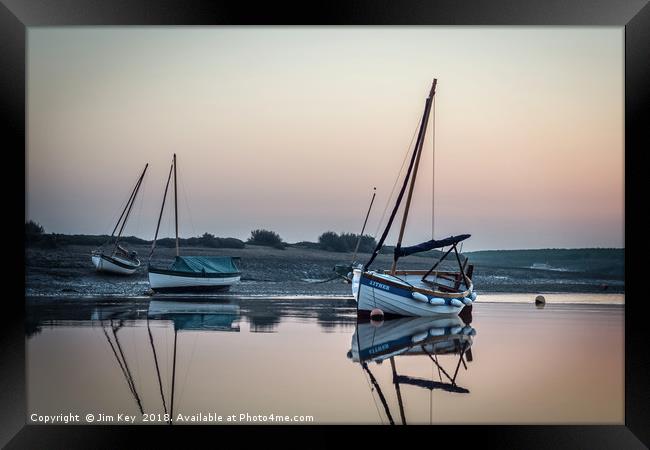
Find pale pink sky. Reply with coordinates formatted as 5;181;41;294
27;27;624;250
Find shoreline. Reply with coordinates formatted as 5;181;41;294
26;243;625;298
25;292;625;306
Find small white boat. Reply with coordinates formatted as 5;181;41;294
147;154;241;293
148;256;241;292
354;78;477;317
91;249;141;275
92;164;148;275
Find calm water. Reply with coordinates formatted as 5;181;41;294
26;296;623;424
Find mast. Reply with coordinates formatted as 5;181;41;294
103;164;147;249
149;159;175;260
351;187;377;263
147;318;168;418
169;327;178;425
390;357;407;425
173;153;179;257
113;164;148;253
361;363;395;425
390;78;437;275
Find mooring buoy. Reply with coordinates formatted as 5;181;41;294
535;295;546;308
370;308;384;322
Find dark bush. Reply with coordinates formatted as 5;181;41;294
25;221;59;248
318;231;348;252
26;220;44;237
318;231;377;253
247;229;285;249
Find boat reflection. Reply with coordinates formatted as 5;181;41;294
348;315;476;424
44;300;240;424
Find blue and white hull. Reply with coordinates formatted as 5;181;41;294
352;269;477;317
92;252;140;275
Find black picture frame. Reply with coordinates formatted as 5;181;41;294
3;0;648;447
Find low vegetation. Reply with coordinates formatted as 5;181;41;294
317;231;377;253
247;229;286;249
25;220;58;248
24;221;624;278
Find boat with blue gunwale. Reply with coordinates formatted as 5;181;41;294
353;78;477;317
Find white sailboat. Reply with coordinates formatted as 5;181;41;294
91;163;148;275
147;154;241;292
353;78;477;317
348;316;476;424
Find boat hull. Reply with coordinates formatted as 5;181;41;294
91;253;140;275
353;270;476;317
148;268;240;292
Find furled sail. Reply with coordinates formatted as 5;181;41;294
394;234;471;258
169;256;240;274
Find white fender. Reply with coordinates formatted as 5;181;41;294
469;292;477;301
411;332;429;343
429;328;445;336
412;292;429;302
462;297;473;305
450;299;463;308
468;329;477;336
450;325;463;335
429;297;446;306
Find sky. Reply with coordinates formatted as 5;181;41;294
26;27;624;251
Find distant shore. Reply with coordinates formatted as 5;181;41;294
25;242;624;298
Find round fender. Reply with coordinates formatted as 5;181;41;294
450;298;463;308
412;292;429;302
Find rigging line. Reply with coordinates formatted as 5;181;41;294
421;345;454;384
367;81;435;271
373;115;423;239
101;189;133;246
362;363;395;425
451;342;469;383
361;365;384;424
111;168;143;237
169;328;178;425
102;324;142;412
112;323;145;414
147;317;169;415
134;169;147;240
99;169;142;248
431;95;436;240
150;160;174;260
114;164;148;251
176;331;199;410
131;325;142;407
428;377;433;425
178;164;197;238
435;353;442;382
390;357;407;425
390;274;415;289
102;324;134;394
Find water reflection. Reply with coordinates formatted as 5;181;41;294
26;298;623;424
348;315;476;425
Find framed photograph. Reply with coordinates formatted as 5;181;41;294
4;0;648;447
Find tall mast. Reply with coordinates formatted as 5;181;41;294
113;163;148;253
108;164;148;241
173;153;179;257
149;159;174;260
351;187;377;263
390;78;437;275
